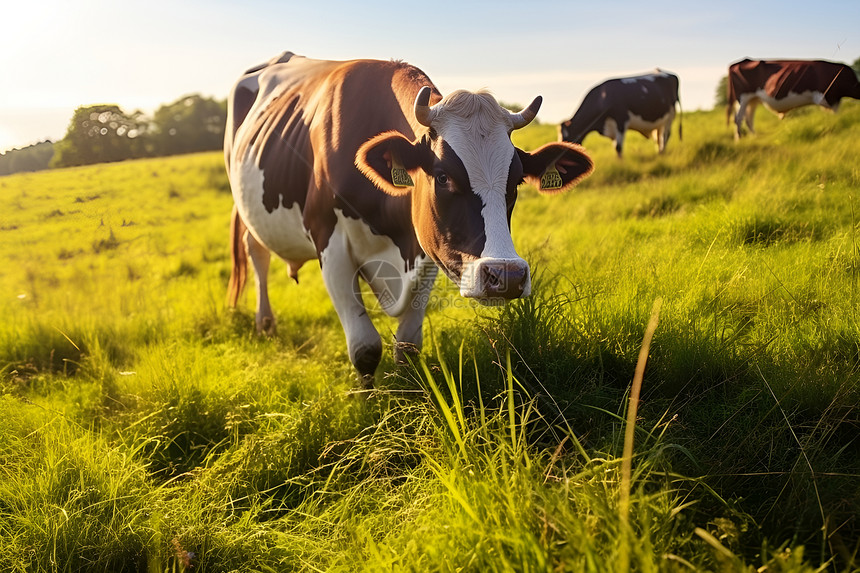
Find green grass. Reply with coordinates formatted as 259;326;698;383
2;102;860;570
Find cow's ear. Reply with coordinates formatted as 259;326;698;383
518;142;594;194
356;131;430;196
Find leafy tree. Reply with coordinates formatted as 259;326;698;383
852;56;860;78
51;105;148;167
150;94;226;156
714;75;729;110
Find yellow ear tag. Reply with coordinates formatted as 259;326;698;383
391;157;414;188
540;163;563;191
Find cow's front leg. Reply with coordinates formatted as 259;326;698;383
651;128;663;153
732;103;745;140
656;122;671;153
744;102;758;135
320;245;382;386
245;230;276;334
393;264;437;365
614;130;626;158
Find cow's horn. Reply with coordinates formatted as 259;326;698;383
509;95;542;130
414;86;436;127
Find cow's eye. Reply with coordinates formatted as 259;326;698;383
436;173;449;186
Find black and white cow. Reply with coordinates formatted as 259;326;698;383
559;69;682;157
727;58;860;139
225;52;593;384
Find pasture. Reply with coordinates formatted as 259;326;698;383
1;102;859;571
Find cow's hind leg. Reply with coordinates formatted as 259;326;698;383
245;231;276;334
320;246;382;386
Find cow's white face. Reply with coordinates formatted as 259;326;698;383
357;88;593;301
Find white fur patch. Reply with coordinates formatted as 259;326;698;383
601;117;620;139
756;89;824;113
431;92;523;263
230;149;317;263
626;108;675;135
324;210;433;317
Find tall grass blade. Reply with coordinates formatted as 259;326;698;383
694;527;736;560
619;297;663;569
419;358;466;457
506;348;516;452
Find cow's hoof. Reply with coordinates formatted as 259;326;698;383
359;374;375;390
394;341;420;365
256;316;276;336
352;343;382;379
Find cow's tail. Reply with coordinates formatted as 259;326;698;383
227;205;248;308
677;94;683;141
726;72;735;126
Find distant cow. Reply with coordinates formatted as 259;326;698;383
225;52;593;385
727;58;860;139
559;69;682;157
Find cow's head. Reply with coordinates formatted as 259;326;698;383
356;87;592;301
559;121;574;143
559;119;587;145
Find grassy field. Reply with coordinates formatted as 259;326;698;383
1;101;859;571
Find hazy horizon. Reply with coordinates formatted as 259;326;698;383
2;0;858;153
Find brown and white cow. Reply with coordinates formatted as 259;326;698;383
225;52;593;384
727;58;860;139
559;69;682;157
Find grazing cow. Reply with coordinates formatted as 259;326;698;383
727;58;860;139
225;52;593;385
559;69;682;157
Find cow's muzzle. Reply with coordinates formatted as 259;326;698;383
459;258;531;301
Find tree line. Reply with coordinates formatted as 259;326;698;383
0;94;226;175
0;141;54;176
3;57;858;177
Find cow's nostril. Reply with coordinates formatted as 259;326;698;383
483;265;501;288
480;262;528;297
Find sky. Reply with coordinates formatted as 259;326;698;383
2;0;859;153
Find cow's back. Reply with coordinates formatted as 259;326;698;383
225;54;436;262
729;59;858;102
763;60;830;101
623;73;679;118
565;71;678;143
225;51;297;171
